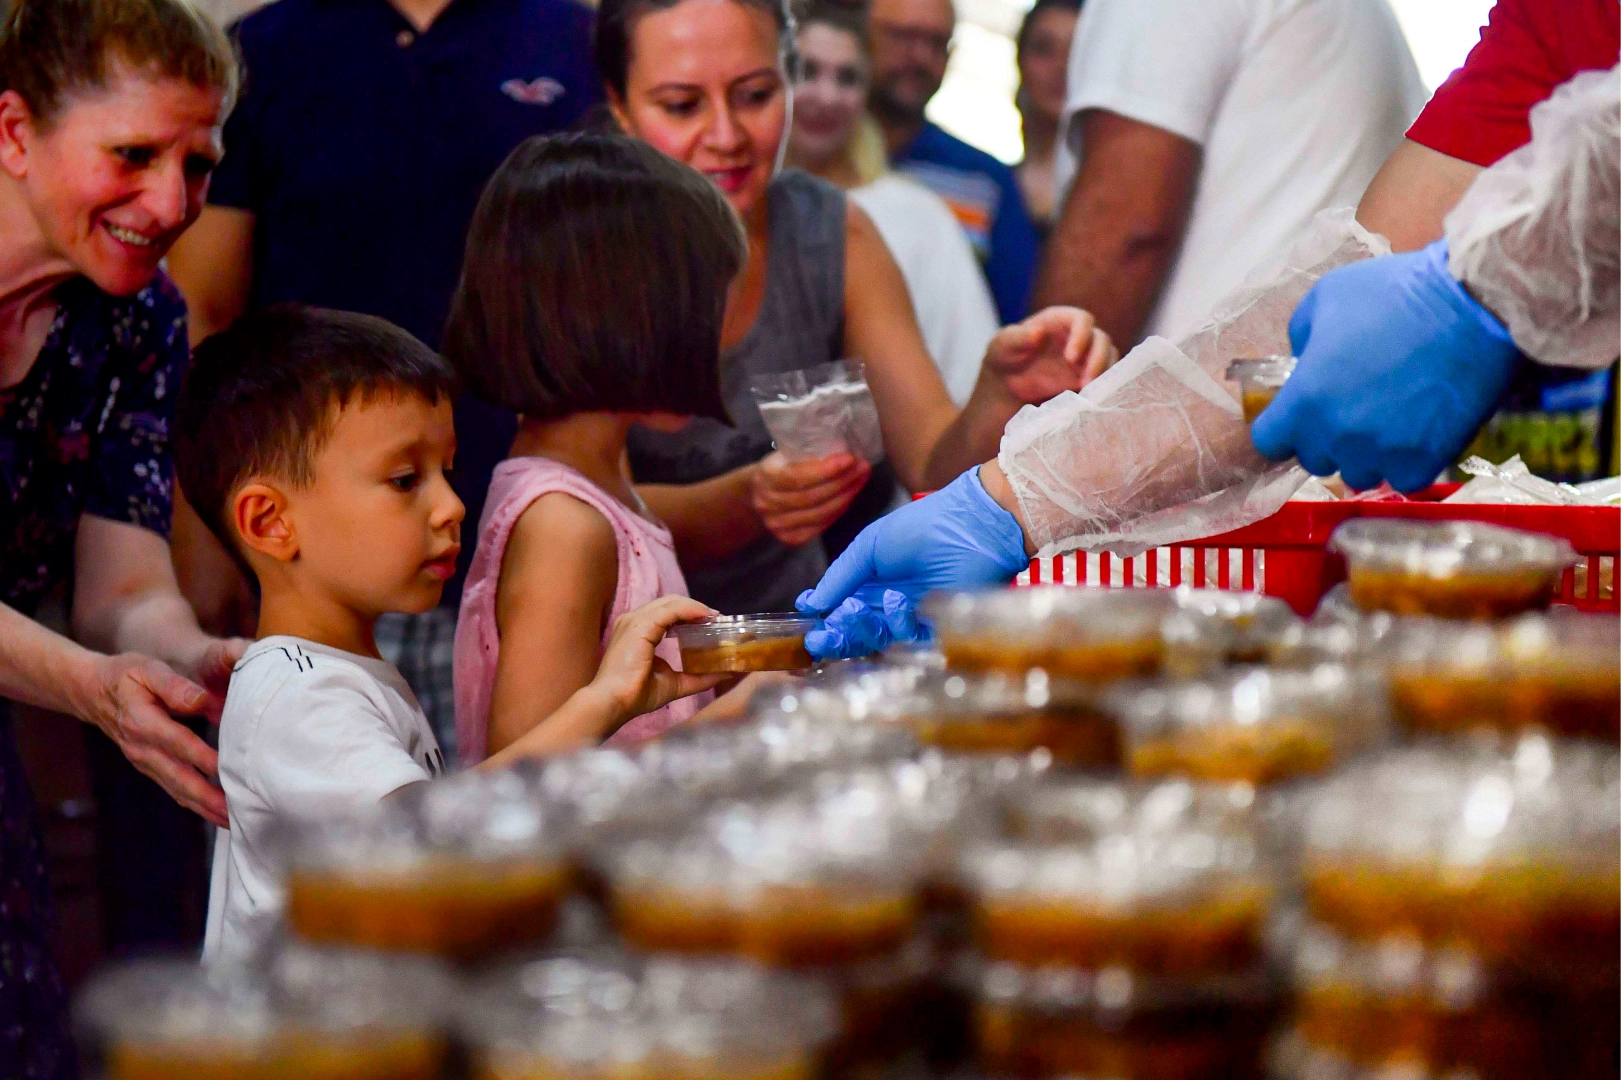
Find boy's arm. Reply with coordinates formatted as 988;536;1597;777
484;493;619;756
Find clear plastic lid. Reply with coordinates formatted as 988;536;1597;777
1225;356;1297;388
77;944;453;1055
1161;587;1303;672
923;587;1171;680
1106;665;1385;785
460;948;838;1077
669;613;819;647
1291;920;1492;1008
1330;519;1579;576
670;613;820;674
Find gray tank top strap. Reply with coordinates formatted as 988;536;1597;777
626;170;850;614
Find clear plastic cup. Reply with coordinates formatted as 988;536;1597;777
923;587;1172;682
671;613;819;673
75;944;453;1080
1384;612;1620;742
1226;356;1296;423
460;949;839;1080
1161;587;1305;675
1107;665;1385;787
871;669;1120;768
283;772;571;962
1328;519;1578;619
1301;741;1620;988
961;778;1274;978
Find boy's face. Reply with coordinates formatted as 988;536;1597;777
271;394;463;620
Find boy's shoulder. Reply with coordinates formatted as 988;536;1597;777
224;636;423;746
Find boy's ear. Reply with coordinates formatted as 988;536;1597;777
232;481;299;563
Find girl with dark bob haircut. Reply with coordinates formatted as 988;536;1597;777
446;132;750;764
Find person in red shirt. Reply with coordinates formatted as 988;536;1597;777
1358;0;1620;483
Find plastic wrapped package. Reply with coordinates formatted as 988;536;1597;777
459;949;840;1080
1445;66;1620;370
1107;666;1385;787
869;670;1120;768
1301;741;1620;985
671;614;819;673
923;587;1171;681
966;954;1280;1080
282;771;571;962
1385;612;1620;742
961;779;1274;977
752;361;885;463
1329;519;1576;618
998;208;1391;558
1445;454;1585;505
1161;587;1304;674
76;944;454;1080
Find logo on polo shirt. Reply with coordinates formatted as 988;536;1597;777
501;77;566;105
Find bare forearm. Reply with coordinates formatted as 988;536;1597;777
638;465;765;568
480;684;623;766
0;603;103;721
924;375;1021;488
76;590;214;676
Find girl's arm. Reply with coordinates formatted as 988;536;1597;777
484;493;620;756
482;595;728;766
842;205;1114;492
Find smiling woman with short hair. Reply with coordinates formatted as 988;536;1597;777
0;2;244;1072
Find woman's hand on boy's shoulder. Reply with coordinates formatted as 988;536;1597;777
589;596;729;729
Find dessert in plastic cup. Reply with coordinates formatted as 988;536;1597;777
1226;356;1296;423
1328;519;1577;619
923;588;1171;682
672;613;818;674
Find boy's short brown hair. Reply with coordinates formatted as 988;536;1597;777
443;132;746;424
0;0;238;123
175;306;457;566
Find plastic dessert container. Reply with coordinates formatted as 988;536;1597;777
1385;612;1620;742
672;614;818;674
76;945;453;1080
1328;519;1577;619
968;955;1280;1080
961;779;1274;978
1300;741;1620;988
876;669;1120;768
284;773;571;962
1161;587;1303;674
1108;665;1382;787
459;949;839;1080
923;587;1171;682
1226;356;1295;423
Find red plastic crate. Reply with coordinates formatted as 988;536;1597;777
1019;485;1619;616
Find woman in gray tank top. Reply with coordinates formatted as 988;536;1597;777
595;0;1119;613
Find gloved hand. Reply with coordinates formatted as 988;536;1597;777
800;591;920;661
796;466;1029;651
1250;239;1523;493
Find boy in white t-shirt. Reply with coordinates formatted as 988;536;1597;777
174;306;727;964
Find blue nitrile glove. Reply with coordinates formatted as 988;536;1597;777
800;591;921;661
1250;239;1523;493
795;465;1028;655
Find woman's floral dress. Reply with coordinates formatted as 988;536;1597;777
0;273;188;1080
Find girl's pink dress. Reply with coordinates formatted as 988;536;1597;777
454;457;710;763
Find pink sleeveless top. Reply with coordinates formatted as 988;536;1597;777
454;457;709;763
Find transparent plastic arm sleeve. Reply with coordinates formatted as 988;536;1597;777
1445;65;1620;370
997;208;1388;558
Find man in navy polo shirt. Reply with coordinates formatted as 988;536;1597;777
168;0;601;762
867;0;1039;325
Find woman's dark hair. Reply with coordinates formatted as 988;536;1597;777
596;0;796;100
443;132;746;424
1015;0;1081;60
0;0;238;125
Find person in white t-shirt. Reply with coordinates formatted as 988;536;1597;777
1038;0;1427;345
173;306;730;965
785;0;1003;405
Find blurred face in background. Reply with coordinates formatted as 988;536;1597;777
609;0;788;220
867;0;954;125
1018;4;1078;129
789;22;868;169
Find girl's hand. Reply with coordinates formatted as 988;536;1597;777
985;306;1117;404
751;451;872;547
589;596;730;728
